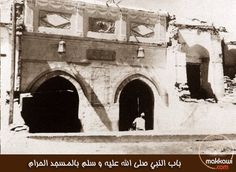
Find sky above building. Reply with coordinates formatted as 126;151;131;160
1;0;236;35
97;0;236;34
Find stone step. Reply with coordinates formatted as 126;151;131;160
26;132;236;143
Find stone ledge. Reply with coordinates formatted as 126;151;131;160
26;132;236;143
22;32;168;48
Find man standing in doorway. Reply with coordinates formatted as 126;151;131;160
132;112;145;131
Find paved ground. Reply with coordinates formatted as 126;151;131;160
2;131;236;154
1;94;236;154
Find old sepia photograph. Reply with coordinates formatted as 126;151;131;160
0;0;236;155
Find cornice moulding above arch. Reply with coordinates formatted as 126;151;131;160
27;0;167;20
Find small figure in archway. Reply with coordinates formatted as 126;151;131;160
132;112;145;131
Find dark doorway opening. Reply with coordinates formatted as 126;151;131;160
186;63;201;98
119;79;154;131
185;45;215;100
22;76;81;133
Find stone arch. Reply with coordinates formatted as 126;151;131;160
22;75;81;133
114;73;164;131
26;69;88;98
114;73;162;103
22;69;90;133
186;44;210;60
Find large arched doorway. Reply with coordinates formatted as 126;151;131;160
186;45;214;99
22;76;81;133
119;79;154;131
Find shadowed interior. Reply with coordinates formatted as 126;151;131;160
119;79;154;131
22;76;81;133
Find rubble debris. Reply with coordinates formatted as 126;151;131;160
175;82;192;102
175;82;218;103
224;75;236;95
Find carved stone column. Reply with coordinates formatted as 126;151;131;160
159;16;166;42
154;15;161;42
76;4;85;37
11;0;27;130
15;0;24;92
15;0;25;35
115;11;127;41
24;0;34;32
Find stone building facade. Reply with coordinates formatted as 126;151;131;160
18;0;170;133
167;19;225;101
3;0;234;135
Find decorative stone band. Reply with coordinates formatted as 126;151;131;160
36;0;76;11
26;0;168;21
172;23;227;34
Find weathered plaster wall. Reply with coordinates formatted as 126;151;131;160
13;0;233;135
18;33;236;135
167;29;224;99
19;33;169;132
0;26;11;131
